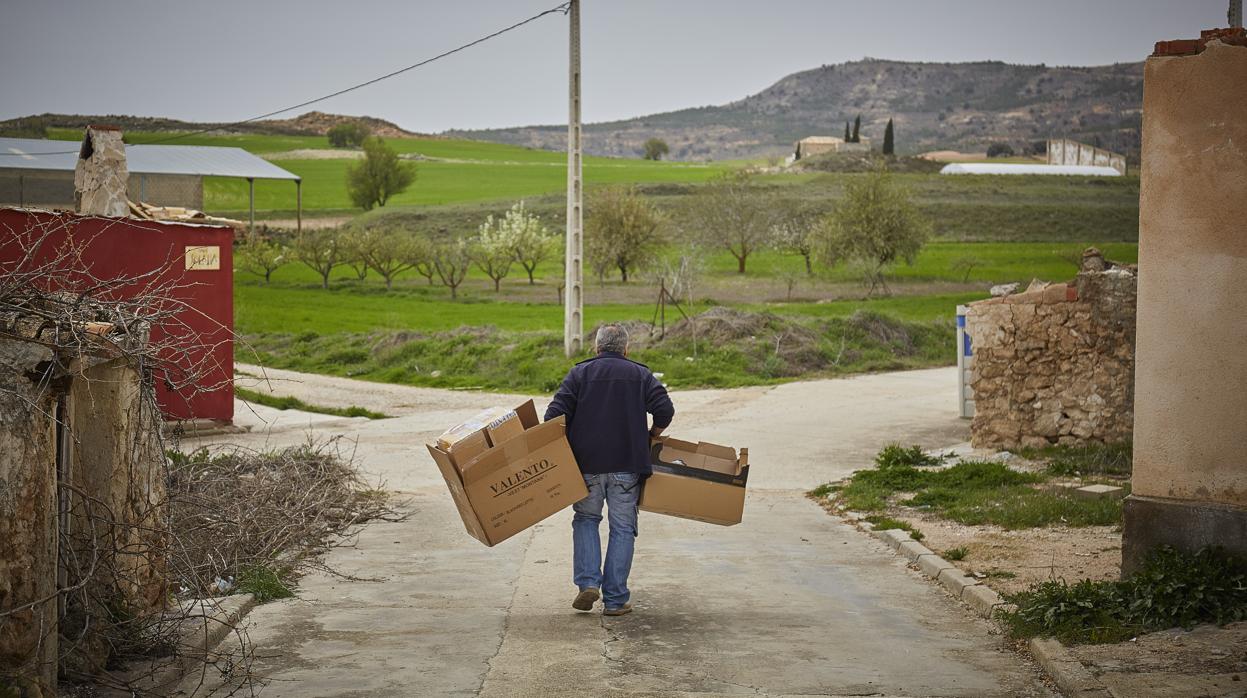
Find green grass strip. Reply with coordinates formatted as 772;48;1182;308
235;386;389;419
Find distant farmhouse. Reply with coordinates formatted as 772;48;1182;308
792;136;871;160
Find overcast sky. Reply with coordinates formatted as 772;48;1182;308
0;1;1231;133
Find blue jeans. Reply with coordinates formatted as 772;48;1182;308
572;472;640;609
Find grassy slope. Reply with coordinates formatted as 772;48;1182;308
48;128;729;213
47;129;1140;245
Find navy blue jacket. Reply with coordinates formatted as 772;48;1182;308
544;352;674;476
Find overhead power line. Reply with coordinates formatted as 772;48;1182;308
1;2;571;157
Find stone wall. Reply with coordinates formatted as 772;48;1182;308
0;339;168;690
0;339;61;695
966;253;1137;450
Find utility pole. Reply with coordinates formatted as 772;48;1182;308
564;0;584;357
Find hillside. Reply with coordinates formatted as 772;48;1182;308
450;58;1144;161
0;111;431;140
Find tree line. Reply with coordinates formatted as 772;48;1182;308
239;166;928;299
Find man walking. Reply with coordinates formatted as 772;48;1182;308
545;324;674;616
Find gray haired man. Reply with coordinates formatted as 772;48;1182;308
544;324;674;615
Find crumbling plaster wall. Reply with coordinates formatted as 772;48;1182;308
0;340;60;695
62;359;168;675
966;264;1137;450
0;342;169;688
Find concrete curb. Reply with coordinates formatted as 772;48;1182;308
1029;638;1113;698
116;593;260;693
858;516;1108;697
867;526;1012;622
183;593;260;657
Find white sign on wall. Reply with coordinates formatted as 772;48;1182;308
185;245;220;271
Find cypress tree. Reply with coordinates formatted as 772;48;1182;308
844;122;851;142
883;118;895;155
852;115;861;143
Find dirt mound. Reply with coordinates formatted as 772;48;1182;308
664;307;790;343
0;111;438;140
584;320;658;349
846;310;916;356
662;308;826;376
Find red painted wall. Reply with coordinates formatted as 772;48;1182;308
0;208;234;422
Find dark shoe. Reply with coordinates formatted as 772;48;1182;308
603;602;633;616
572;588;600;611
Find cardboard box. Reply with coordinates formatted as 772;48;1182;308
640;437;750;526
427;400;588;546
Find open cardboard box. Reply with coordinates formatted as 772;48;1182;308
640;436;750;526
427;400;588;546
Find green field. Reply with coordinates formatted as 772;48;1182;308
207;157;728;212
39;126;1141;390
235;240;1139;336
48;128;731;213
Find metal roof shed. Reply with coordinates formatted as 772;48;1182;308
0;136;303;232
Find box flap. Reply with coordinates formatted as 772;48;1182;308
697;442;739;461
427;443;465;486
459;444;510;486
514;399;540;429
447;429;490;468
485;413;524;447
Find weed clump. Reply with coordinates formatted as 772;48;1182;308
865;516;924;541
1028;442;1133;477
236;565;295;603
875;443;947;468
808;483;840;499
1000;546;1247;644
944;546;969;561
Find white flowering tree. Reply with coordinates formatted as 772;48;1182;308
237;236;288;285
473;221;515;293
481;202;555;285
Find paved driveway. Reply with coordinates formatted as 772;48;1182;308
178;366;1052;697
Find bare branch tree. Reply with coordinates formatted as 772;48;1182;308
684;171;776;274
293;228;342;289
432;238;473;299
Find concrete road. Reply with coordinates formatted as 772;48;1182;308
178;366;1052;697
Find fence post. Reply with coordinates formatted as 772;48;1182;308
956;305;974;419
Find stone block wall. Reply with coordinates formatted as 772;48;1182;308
966;260;1137;450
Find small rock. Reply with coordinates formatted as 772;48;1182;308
430;370;443;377
990;282;1021;297
1081;247;1107;272
1074;484;1126;500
